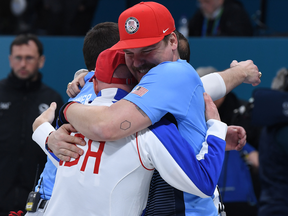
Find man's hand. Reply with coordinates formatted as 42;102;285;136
225;125;246;151
47;124;86;161
246;151;259;168
67;69;88;98
33;102;57;132
204;92;220;121
230;60;261;86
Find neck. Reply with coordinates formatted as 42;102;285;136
8;71;41;91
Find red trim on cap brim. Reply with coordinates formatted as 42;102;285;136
89;74;96;82
110;36;164;50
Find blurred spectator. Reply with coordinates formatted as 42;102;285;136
37;0;99;35
189;0;253;37
197;66;260;216
254;67;288;216
0;1;18;34
0;0;99;36
0;34;63;215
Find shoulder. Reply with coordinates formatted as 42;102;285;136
0;78;8;85
149;60;197;77
139;60;202;92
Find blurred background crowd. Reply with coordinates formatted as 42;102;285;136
0;0;288;37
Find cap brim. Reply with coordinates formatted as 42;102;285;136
110;36;164;50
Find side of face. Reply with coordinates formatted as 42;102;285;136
9;40;45;80
123;33;178;82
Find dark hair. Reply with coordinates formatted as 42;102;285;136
163;30;190;63
10;34;44;56
176;30;190;63
83;22;120;71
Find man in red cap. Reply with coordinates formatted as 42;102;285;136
48;2;261;215
32;49;228;215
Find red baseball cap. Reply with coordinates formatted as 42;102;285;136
110;2;175;50
89;49;137;84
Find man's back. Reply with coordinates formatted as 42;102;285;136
34;88;227;216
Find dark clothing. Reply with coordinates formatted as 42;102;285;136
36;0;99;35
218;92;261;149
144;170;185;216
188;0;253;37
252;88;288;215
217;92;260;216
0;72;63;215
258;125;288;216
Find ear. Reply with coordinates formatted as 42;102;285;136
38;55;45;69
170;32;178;51
93;78;99;95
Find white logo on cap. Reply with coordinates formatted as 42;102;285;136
125;17;139;34
163;28;169;33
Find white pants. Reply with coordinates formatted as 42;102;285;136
213;186;225;215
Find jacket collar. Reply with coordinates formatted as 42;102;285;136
7;71;42;91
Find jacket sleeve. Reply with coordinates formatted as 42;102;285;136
137;118;227;198
32;122;59;167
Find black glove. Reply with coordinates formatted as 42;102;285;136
57;101;79;127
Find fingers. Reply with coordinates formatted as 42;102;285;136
47;124;86;161
33;102;58;131
230;60;238;67
57;154;71;162
225;125;247;151
67;71;88;98
204;92;220;121
61;124;86;147
78;76;86;88
238;60;261;86
231;125;246;151
235;134;246;151
247;151;259;168
51;140;82;161
45;102;57;124
67;82;81;98
50;102;57;110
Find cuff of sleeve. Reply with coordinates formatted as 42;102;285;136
32;122;55;153
206;119;227;140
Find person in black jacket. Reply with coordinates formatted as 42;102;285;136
0;34;63;216
255;67;288;216
188;0;253;37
